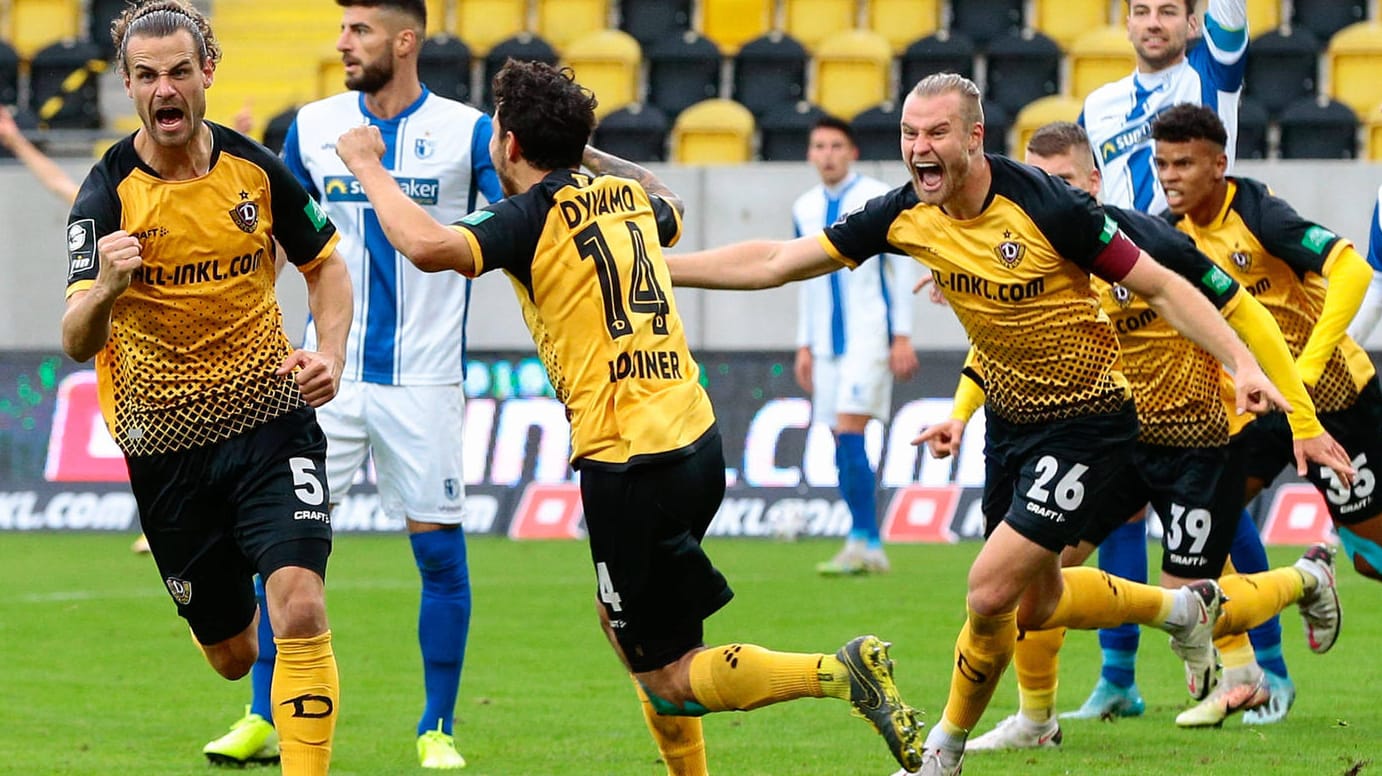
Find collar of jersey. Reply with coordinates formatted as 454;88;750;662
357;86;431;125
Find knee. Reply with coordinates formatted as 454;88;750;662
637;660;696;709
201;633;257;680
967;587;1017;619
264;568;328;639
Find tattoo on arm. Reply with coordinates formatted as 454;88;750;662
582;145;683;215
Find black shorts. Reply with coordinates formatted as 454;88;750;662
1237;377;1382;526
982;401;1139;553
580;426;734;673
128;407;333;644
1081;442;1243;578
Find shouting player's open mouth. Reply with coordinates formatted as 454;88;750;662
154;106;185;133
914;162;943;193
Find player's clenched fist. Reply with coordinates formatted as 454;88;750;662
95;230;143;297
334;125;385;169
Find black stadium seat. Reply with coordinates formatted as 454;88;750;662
419;34;472;104
1235;96;1268;160
482;34;559;110
29;40;104;130
619;0;693;48
646;31;721;118
0;38;18;108
981;99;1010;155
732;33;808;119
1243;27;1320;118
1290;0;1367;45
852;102;901;161
900;31;976;95
1278;95;1359;159
592;103;670;161
757;101;826;161
87;0;127;59
984;30;1061;115
950;0;1023;48
261;106;300;156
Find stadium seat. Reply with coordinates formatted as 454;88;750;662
732;32;809;119
1069;26;1137;102
950;0;1023;48
782;0;859;53
1235;95;1269;160
864;0;941;54
1326;22;1382;119
1246;0;1281;37
852;101;901;160
984;30;1061;115
700;0;774;55
454;0;529;56
1244;27;1320;118
1369;103;1382;161
426;0;447;35
1011;95;1083;157
812;30;892;120
1278;95;1359;159
482;33;559;109
261;106;300;156
619;0;693;47
560;29;641;118
536;0;611;52
645;31;721;118
593;103;669;161
900;31;976;93
8;0;80;60
87;0;127;59
319;56;347;99
1291;0;1367;44
758;101;827;161
0;38;17;108
1030;0;1110;49
208;3;337;133
418;34;472;103
28;39;104;130
981;99;1011;155
671;98;755;163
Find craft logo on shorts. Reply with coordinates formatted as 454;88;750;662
165;576;193;605
1231;250;1252;271
993;231;1026;269
1110;283;1133;309
229;200;260;233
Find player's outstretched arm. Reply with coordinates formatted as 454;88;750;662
582;144;682;217
335;125;476;274
280;250;352;407
61;231;143;362
0;106;79;205
1296;246;1372;386
667;235;840;290
1120;250;1288;415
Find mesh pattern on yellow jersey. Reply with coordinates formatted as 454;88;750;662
1094;277;1229;447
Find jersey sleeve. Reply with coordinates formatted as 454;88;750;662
65;166;122;295
470;114;504;206
1109;205;1239;307
263;148;338;268
818;186;912;267
1249;189;1349;275
1192;0;1248;90
280;118;318;199
1012;162;1141;280
450;196;542;283
649;193;683;248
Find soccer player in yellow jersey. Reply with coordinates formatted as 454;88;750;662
925;122;1346;749
663;72;1305;776
333;60;926;774
61;3;352;774
1153;103;1382;583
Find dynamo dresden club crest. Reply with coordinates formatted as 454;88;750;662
1111;283;1133;309
994;235;1026;269
229;200;259;234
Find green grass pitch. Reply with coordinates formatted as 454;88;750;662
0;534;1377;775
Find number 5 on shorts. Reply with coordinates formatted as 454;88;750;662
290;456;326;506
596;561;623;612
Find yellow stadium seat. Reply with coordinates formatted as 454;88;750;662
454;0;528;55
426;0;447;35
10;0;80;59
671;98;755;163
699;0;774;55
1327;22;1382;118
1031;0;1110;49
204;3;338;134
813;30;892;120
1248;0;1281;37
782;0;858;52
1012;94;1085;157
1069;25;1137;102
864;0;940;53
1369;102;1382;161
561;29;641;118
536;0;610;52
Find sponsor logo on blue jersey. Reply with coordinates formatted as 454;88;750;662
323;175;441;205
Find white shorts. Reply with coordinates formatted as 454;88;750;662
811;354;893;428
315;381;467;525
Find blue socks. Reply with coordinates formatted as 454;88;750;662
411;527;473;737
836;433;880;547
1097;519;1146;687
250;575;276;722
1232;508;1289;679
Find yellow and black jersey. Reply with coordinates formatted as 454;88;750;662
65;122;340;457
820;154;1140;425
450;168;715;469
1169;177;1374;413
1096;204;1240;448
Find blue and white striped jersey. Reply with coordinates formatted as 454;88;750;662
1080;0;1247;214
793;172;914;358
284;88;503;384
1368;184;1382;272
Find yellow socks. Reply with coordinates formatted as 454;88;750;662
943;606;1018;733
633;679;707;776
1215;631;1256;672
1037;567;1173;630
688;644;828;712
1215;568;1307;636
1015;627;1065;724
272;631;338;776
